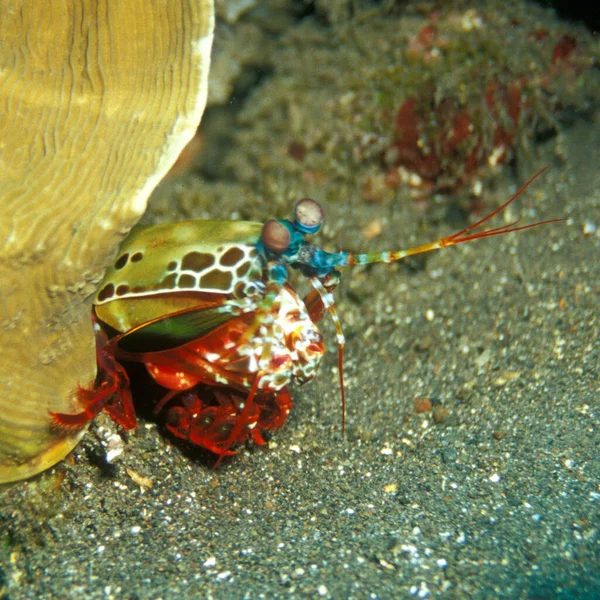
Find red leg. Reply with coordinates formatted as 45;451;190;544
145;349;294;459
163;398;238;456
156;385;284;457
251;428;267;446
256;387;293;431
51;316;137;430
213;374;264;467
51;382;119;428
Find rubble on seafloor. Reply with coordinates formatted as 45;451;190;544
150;0;599;221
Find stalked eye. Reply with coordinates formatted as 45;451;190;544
261;219;291;253
294;197;324;234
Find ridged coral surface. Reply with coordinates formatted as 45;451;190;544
0;0;214;483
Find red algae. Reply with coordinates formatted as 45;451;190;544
222;0;600;206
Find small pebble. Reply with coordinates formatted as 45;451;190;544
415;397;433;414
432;405;450;423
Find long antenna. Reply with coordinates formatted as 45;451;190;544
341;168;563;267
